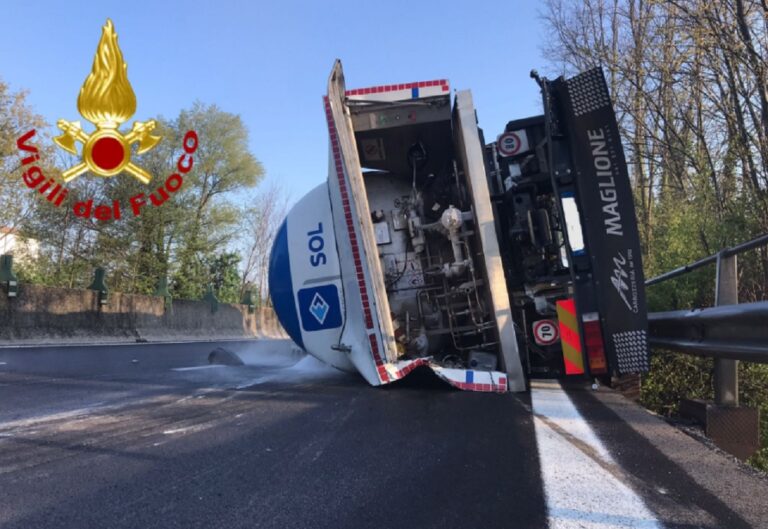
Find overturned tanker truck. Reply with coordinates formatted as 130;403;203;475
268;61;649;392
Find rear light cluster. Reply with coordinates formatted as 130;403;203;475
555;298;608;377
582;312;607;374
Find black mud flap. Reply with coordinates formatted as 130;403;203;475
552;68;650;374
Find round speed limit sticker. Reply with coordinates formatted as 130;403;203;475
533;319;560;346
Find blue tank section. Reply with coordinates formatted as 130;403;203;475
268;219;304;349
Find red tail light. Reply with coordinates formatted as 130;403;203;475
582;313;607;374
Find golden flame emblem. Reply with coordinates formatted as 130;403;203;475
54;19;160;183
78;19;136;126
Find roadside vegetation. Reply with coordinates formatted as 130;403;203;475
0;84;285;305
542;0;768;469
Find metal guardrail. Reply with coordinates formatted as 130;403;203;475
648;302;768;362
645;233;768;286
645;232;768;406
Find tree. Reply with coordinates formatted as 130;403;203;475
239;184;289;304
206;252;242;303
0;81;48;254
541;0;768;299
14;100;264;297
170;102;264;299
541;0;768;470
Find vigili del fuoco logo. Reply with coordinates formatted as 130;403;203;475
15;19;198;221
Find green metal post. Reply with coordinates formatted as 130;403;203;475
155;275;173;311
202;284;219;313
241;289;255;314
88;267;109;306
0;254;18;298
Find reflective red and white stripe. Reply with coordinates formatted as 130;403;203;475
391;358;430;379
323;96;388;382
345;80;449;103
390;360;508;393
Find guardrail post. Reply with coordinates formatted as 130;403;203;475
202;284;219;314
88;267;109;306
648;235;765;459
155;275;173;312
714;252;738;407
241;289;256;314
0;254;19;298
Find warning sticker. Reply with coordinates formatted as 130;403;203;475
533;319;560;346
361;138;386;161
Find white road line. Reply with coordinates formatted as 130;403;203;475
531;383;662;529
171;365;227;372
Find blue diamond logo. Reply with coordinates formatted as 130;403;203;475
297;285;342;332
309;292;330;324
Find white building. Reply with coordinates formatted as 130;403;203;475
0;227;40;262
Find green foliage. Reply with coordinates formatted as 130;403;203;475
541;0;768;471
641;355;768;472
640;165;768;471
206;252;241;303
640;352;714;416
171;252;206;300
740;363;768;470
0;80;48;236
170;251;242;303
13;101;263;302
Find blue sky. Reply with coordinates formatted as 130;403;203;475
1;0;550;203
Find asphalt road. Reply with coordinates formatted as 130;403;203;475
0;340;766;529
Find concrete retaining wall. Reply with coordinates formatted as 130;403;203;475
0;283;285;345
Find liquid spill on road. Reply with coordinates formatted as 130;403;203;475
171;340;350;390
228;340;305;367
530;383;661;529
233;356;349;390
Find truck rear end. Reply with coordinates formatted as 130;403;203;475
268;61;649;392
487;69;650;380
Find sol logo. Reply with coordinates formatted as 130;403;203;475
15;19;198;222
